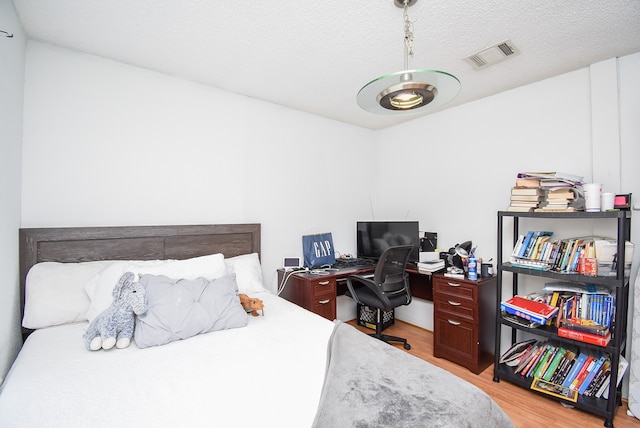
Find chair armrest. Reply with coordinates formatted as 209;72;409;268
346;274;393;309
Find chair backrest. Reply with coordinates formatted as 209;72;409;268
373;245;414;293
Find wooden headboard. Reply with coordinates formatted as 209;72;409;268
18;223;261;328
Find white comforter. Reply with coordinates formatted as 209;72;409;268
0;292;335;428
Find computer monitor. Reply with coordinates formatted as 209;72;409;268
356;221;420;263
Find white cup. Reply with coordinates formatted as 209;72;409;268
583;183;602;212
601;192;615;211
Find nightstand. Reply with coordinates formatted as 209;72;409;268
432;273;497;374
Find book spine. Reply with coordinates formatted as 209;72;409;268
529;236;543;259
518;231;534;258
559;240;575;271
550;240;567;271
570;356;595;391
587;365;611;397
514;344;540;375
522;346;546;377
557;327;611;346
542;348;566;381
523;232;543;258
554;358;576;385
562;353;587;388
536;346;559;379
578;357;606;395
551;353;574;385
512;234;525;257
560;320;609;336
531;345;553;378
595;375;611;398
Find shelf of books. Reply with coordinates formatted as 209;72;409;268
494;210;631;428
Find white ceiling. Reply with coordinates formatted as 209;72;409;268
11;0;640;130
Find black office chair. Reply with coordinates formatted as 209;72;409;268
345;245;413;350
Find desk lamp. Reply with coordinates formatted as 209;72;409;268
447;241;472;273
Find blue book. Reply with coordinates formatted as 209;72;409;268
563;353;588;388
518;231;534;257
579;356;606;395
523;231;553;259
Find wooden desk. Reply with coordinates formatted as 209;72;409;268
277;266;433;321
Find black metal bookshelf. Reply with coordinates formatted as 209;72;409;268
494;210;631;428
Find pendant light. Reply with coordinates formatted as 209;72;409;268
357;0;460;115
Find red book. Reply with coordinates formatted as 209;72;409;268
522;346;546;377
570;356;595;390
503;295;559;319
557;327;611;347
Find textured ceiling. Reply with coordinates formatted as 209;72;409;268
11;0;640;130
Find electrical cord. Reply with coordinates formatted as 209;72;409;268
277;267;307;296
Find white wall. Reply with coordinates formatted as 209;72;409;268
20;42;377;298
0;0;25;382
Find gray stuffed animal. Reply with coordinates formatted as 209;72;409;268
83;272;147;351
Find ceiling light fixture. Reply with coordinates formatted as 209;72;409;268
357;0;460;115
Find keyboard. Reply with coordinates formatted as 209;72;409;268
332;258;375;268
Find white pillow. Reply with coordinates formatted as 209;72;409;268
23;260;116;329
225;253;266;294
133;253;227;281
84;254;227;323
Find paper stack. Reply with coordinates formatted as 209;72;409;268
417;257;445;274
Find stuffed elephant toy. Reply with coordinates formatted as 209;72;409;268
83;272;147;351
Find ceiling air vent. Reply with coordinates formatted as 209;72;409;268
464;39;520;70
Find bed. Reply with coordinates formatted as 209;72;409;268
0;224;514;428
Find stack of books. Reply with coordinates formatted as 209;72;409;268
557;318;611;346
416;258;445;274
507;172;585;212
508;186;546;212
535;187;579;212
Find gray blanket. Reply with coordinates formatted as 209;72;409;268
312;321;515;428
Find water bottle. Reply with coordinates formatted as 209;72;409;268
468;252;478;281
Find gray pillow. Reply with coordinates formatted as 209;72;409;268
134;273;248;348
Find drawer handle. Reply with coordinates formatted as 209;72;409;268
447;282;461;287
318;281;330;286
447;320;461;326
447;300;461;306
319;299;330;304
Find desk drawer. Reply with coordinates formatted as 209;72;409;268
313;296;336;320
433;297;477;323
433;314;478;367
433;276;477;302
311;277;336;296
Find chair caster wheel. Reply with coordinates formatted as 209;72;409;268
404;343;411;350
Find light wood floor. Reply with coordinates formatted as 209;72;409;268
346;319;638;428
